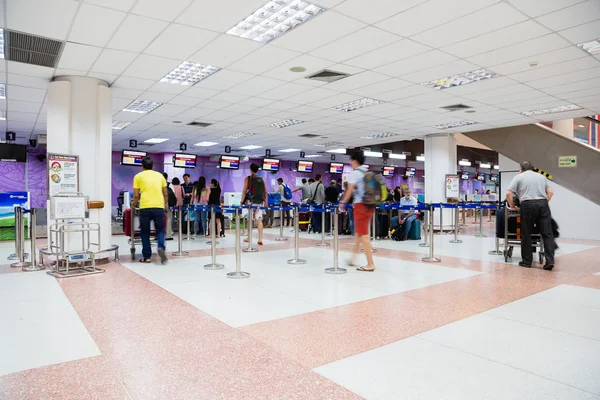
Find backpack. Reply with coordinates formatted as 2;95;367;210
282;184;293;200
167;186;177;207
362;170;388;206
249;175;266;203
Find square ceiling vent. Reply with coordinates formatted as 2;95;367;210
5;30;64;68
440;104;472;112
298;133;320;138
187;121;212;127
305;69;350;83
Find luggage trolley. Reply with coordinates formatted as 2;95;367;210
124;207;168;259
503;208;545;263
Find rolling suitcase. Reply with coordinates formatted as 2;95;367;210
299;211;310;232
377;213;389;238
408;220;421;240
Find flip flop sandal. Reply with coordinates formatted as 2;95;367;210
356;266;375;272
257;241;263;245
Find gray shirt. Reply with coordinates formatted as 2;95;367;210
300;184;310;201
507;170;549;201
309;181;325;204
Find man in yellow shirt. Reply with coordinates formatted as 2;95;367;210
132;157;168;264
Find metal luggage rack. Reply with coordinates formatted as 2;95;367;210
503;208;544;263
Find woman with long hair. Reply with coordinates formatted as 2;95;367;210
192;176;210;237
208;178;222;237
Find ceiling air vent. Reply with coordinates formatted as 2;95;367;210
305;69;350;83
440;104;472;112
5;31;64;68
187;121;212;127
298;133;320;138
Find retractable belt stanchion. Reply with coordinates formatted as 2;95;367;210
325;207;346;275
438;203;447;235
449;204;462;244
422;204;441;263
243;205;258;253
489;203;503;255
475;204;487;238
7;206;28;261
22;208;44;271
172;206;188;257
288;205;306;265
204;205;224;270
275;205;288;242
227;207;250;279
183;207;194;241
11;207;31;268
316;206;330;247
419;206;430;248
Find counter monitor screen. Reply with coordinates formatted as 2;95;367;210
173;153;196;168
382;166;395;177
220;155;240;170
404;167;416;177
121;150;147;167
297;160;313;173
461;171;470;180
477;172;486;181
329;162;344;174
490;174;498;182
262;158;280;172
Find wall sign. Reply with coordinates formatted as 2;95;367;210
331;154;336;161
5;132;15;141
48;154;79;198
129;139;137;148
445;174;460;199
300;151;305;158
225;146;231;154
558;155;577;168
265;149;271;157
180;142;187;151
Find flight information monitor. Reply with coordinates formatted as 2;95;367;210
220;155;240;170
329;162;344;174
262;158;280;172
173;153;197;168
297;160;313;173
121;150;147;166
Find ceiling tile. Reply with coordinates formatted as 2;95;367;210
311;92;363;109
509;57;600;83
442;77;519;96
222;104;257;114
272;11;366;53
489;46;588;75
375;50;457;77
378;84;432;101
188;34;263;69
167;96;203;107
229;45;300;75
111;88;144;100
91;49;139;75
543;76;600;95
309;27;400;63
147;82;189;95
8;111;39;123
69;3;126;47
507;0;586;17
135;114;170;124
238;97;275;108
348;79;412;98
558;19;600;44
54;68;87;77
285;87;338;105
6;0;78;40
228;76;286;96
461;83;535;101
139;92;176;103
344;39;431;70
176;0;266;32
536;0;600;31
106;14;168;52
6;74;50;90
112;98;133;111
225;114;260;124
57;43;102;71
262;54;334;81
112;76;156;91
131;0;193;22
88;72;119;84
182;87;221;99
325;71;390;92
6;62;54;79
83;0;136;12
6;86;46;102
400;60;480;83
174;107;214;120
525;66;600;89
196;99;232;111
334;0;424;24
144;24;219;60
210;92;249;104
152;104;191;117
5;100;43;113
194;69;253;91
376;0;500;37
258;83;313;101
122;54;181;80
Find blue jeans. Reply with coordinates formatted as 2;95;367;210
194;209;207;235
312;211;322;233
391;214;416;239
348;209;354;234
139;208;165;259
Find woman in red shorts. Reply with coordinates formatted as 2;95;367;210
339;151;376;272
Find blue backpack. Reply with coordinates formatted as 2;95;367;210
283;184;293;200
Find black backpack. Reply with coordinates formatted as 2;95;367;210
167;186;177;207
250;175;266;203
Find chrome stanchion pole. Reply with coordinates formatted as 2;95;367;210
243;205;258;252
11;208;31;268
172;207;188;257
422;205;441;263
288;205;306;265
325;207;346;274
23;209;44;271
489;203;503;255
476;205;487;238
228;208;250;279
419;207;430;248
275;205;288;242
316;207;330;247
204;206;224;270
438;203;447;235
184;207;194;241
7;206;20;261
449;205;462;244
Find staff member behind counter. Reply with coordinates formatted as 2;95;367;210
506;161;555;271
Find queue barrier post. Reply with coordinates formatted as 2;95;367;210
476;204;487;238
183;207;194;241
438;203;447;235
325;207;346;275
204;206;224;270
227;208;250;279
489;203;503;255
422;204;441;263
316;207;330;247
11;207;31;268
22;208;45;271
449;204;462;244
288;205;306;265
205;205;220;245
275;205;288;242
8;206;29;262
242;205;258;253
419;207;430;248
172;207;188;257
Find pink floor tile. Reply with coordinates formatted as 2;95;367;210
569;275;600;289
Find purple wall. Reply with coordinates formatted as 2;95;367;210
0;148;48;208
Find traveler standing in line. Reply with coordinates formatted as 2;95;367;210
132;157;168;264
339;151;375;272
309;174;325;233
507;161;555;270
241;163;267;245
293;178;311;204
276;178;293;227
192;176;210;238
342;181;354;235
208;178;222;238
163;172;174;240
324;179;340;233
181;173;194;233
390;188;418;240
171;178;185;207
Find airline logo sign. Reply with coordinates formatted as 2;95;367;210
558;155;577;168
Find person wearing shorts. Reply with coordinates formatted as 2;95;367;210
339;151;375;272
241;163;267;245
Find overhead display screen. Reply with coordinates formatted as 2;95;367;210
329;162;344;174
262;158;280;172
404;167;416;177
220;155;240;170
297;160;313;173
461;171;470;180
477;172;486;181
173;153;197;168
121;150;147;167
490;174;498;182
382;166;395;177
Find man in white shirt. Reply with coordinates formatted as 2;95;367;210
390;189;418;240
275;178;292;227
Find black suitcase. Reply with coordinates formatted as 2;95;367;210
377;213;389;238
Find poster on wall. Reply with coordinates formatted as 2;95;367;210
445;174;460;198
48;154;79;197
0;192;30;241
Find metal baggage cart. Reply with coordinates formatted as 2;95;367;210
504;208;544;263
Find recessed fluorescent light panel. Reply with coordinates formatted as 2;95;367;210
364;151;383;158
0;83;5;99
577;39;600;55
304;154;321;158
458;160;471;167
316;141;344;147
389;153;406;160
269;119;304;128
0;110;5;120
240;145;262;150
494;165;499;170
144;138;169;144
0;29;4;59
416;155;425;162
423;69;498;90
479;163;491;169
123;100;163;114
434;120;477;130
112;121;131;130
227;0;325;44
160;61;219;85
223;132;255;139
331;98;383;112
520;104;582;117
326;148;347;154
195;141;219;147
360;132;398;140
280;148;301;152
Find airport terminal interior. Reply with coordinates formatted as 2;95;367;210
1;0;600;399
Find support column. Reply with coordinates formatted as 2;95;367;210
424;134;457;232
553;119;574;139
47;76;113;255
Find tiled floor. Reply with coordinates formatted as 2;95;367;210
1;223;599;399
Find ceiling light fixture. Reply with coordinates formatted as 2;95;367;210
304;154;322;158
360;132;398;140
160;61;219;86
577;39;600;55
434;120;477;130
269;119;304;128
494;165;499;170
578;124;585;128
0;83;5;100
416;155;425;162
479;163;491;169
223;132;255;139
279;148;301;152
123;100;163;114
423;69;498;90
316;141;343;147
240;145;262;150
290;66;306;72
458;160;472;167
326;149;347;154
227;0;325;44
389;153;406;160
195;141;219;147
0;30;4;59
520;104;582;117
0;110;5;120
144;138;169;144
364;151;383;158
112;121;131;130
331;98;383;112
